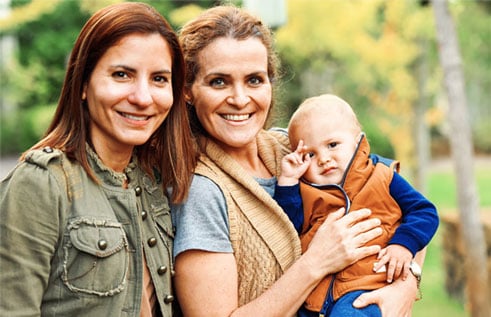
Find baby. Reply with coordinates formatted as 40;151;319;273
274;94;439;317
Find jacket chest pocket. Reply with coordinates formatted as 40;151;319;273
62;218;129;296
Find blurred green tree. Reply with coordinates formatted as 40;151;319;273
0;0;214;154
273;0;490;182
275;0;437;178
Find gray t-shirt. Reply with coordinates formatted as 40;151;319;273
171;174;276;259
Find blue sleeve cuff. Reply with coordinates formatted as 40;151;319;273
273;183;303;233
389;231;421;256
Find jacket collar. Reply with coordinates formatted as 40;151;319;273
86;144;137;187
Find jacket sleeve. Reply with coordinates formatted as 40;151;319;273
0;160;66;316
273;183;304;234
388;172;439;256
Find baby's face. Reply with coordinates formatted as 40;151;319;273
293;113;358;185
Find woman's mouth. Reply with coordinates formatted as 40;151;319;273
221;114;251;121
118;111;150;121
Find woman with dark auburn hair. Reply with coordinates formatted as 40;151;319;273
0;2;196;316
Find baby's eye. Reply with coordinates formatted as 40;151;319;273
307;152;315;158
327;142;338;149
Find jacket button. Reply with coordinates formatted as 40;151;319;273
157;265;167;275
171;269;175;277
135;186;142;196
142;210;148;221
97;239;108;250
147;237;157;247
163;295;174;304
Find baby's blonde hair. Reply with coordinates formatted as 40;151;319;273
288;94;362;149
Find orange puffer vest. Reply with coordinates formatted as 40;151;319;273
300;135;401;312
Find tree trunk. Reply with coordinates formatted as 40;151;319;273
414;37;431;194
432;1;490;316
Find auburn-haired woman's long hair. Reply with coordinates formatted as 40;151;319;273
25;2;197;203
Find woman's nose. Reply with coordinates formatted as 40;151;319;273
226;86;250;108
129;80;153;107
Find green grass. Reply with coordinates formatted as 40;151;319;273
427;166;491;209
412;159;491;317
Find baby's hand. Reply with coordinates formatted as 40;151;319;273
373;244;412;283
278;140;311;186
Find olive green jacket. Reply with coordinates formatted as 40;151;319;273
0;147;174;316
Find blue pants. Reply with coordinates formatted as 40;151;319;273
298;290;382;317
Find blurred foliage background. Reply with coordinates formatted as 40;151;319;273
1;0;490;315
1;0;490;165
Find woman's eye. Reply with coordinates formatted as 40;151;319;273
248;76;263;86
210;78;225;87
112;71;128;79
154;75;170;84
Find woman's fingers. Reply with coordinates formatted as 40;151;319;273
319;208;382;247
353;221;382;243
322;207;346;224
342;208;377;226
355;244;382;262
305;207;383;276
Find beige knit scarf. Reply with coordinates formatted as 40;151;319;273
195;129;302;305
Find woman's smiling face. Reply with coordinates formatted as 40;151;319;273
189;37;272;152
83;33;174;155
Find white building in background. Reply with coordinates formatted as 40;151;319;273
0;0;18;157
0;0;17;115
243;0;287;29
0;0;15;70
